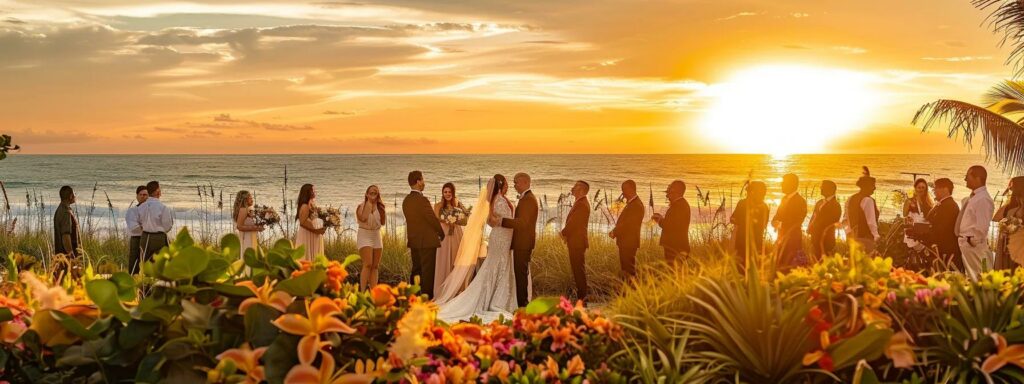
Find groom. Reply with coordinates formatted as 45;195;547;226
502;172;539;307
403;171;445;299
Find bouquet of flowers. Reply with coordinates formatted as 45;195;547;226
252;205;281;226
440;205;471;234
315;206;343;230
1000;216;1023;235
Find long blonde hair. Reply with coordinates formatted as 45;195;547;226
232;190;253;220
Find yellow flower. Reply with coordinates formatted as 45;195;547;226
475;343;498;362
1;320;27;343
565;355;585;376
445;364;479;384
216;343;267;384
389;302;436;363
861;307;892;329
273;297;356;365
884;331;915;369
541;356;559;379
237;280;294;314
863;291;884;309
284;350;375;384
486;360;511;382
830;281;845;294
982;333;1024;373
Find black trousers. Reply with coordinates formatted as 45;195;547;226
410;247;437;298
664;246;683;267
128;236;142;274
618;246;638;280
513;248;533;307
141;232;168;273
568;246;588;301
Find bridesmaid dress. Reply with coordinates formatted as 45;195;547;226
435;205;464;295
238;207;259;257
294;204;325;261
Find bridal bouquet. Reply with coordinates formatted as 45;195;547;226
252;205;281;226
440;205;471;235
315;206;343;230
1000;216;1023;235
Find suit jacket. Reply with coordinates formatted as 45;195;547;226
613;197;645;250
561;197;591;250
403;191;444;249
927;196;960;257
658;197;690;253
773;193;807;255
502;190;539;251
807;197;841;252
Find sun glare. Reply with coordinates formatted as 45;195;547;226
700;65;879;156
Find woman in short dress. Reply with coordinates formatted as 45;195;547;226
434;182;465;295
356;185;386;290
294;184;325;261
994;176;1024;270
232;190;265;258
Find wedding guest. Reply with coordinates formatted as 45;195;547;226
139;181;174;268
610;180;644;280
772;173;807;269
403;171;445;298
993;177;1024;270
357;185;386;290
53;186;80;258
844;168;880;254
731;181;769;270
232;190;264;259
957;165;995;280
560;180;591;302
294;184;326;261
502;172;540;307
902;179;935;253
125;185;148;274
927;178;962;270
434;182;464;295
807;180;841;259
652;180;690;266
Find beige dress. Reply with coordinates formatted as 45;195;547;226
295;204;324;261
356;205;383;249
998;206;1024;268
435;212;464;295
238;208;259;257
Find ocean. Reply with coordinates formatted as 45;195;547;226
0;154;1012;234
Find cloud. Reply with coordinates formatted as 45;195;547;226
832;46;868;55
716;11;758;21
5;128;95;145
791;13;811;18
324;110;356;115
921;56;992;62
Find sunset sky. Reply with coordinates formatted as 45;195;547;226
0;0;1015;154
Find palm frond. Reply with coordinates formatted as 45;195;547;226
983;80;1024;114
913;99;1024;173
974;0;1024;75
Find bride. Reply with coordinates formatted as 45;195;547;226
435;174;521;323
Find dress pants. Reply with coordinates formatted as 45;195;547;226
664;247;683;267
618;246;638;280
141;232;168;273
567;246;588;301
513;248;533;307
410;247;437;298
128;236;142;274
959;238;991;281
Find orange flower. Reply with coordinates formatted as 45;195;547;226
541;356;559;380
237;280;294;314
547;326;579;352
486;360;511;382
216;343;267;383
292;260;313;278
565;355;585;376
444;364;479;384
273;297;356;365
324;261;347;293
475;344;498;362
1;320;27;343
284;350;374;384
370;284;396;307
885;331;915;369
982;333;1024;373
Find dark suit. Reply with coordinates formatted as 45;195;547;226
612;197;645;279
927;196;962;270
501;190;539;307
773;193;807;269
807;196;841;258
658;197;690;265
402;190;445;298
561;197;590;300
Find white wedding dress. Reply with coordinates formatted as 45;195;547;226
436;182;519;323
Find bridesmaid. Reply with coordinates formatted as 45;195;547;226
294;184;326;261
434;182;465;294
994;176;1024;269
232;190;265;258
356;185;386;290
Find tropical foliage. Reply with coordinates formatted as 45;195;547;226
0;134;16;161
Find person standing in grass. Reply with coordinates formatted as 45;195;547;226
139;181;174;269
927;178;961;271
957;165;995;280
843;167;880;255
561;180;591;303
232;190;264;259
807;180;841;259
295;184;326;262
53;185;79;259
652;180;690;266
731;181;769;271
125;185;148;274
610;180;644;280
434;182;463;295
772;173;808;269
403;171;445;299
357;185;386;290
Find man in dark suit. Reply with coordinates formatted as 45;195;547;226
402;170;445;298
610;180;645;280
502;172;539;307
560;180;591;302
772;173;807;269
927;178;962;271
807;180;841;259
652;180;690;266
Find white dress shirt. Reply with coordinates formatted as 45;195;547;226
125;205;143;237
957;186;995;241
139;197;174;234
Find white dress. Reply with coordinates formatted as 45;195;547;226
238;209;259;257
437;196;517;323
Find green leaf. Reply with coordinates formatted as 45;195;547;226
245;304;282;348
135;352;166;384
163;246;210;280
213;283;256;297
173;227;194;249
181;299;213;330
110;272;137;301
119;320;160;349
829;327;893;370
342;254;361;267
50;310;98;340
525;297;560;315
0;308;12;322
275;270;326;297
85;279;131;322
264;333;300;384
220;233;241;258
196;258;231;283
244;248;261;268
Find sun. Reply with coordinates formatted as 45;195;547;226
699;65;880;156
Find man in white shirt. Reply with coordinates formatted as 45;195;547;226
957;165;996;280
125;185;148;274
843;170;880;254
139;180;174;271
